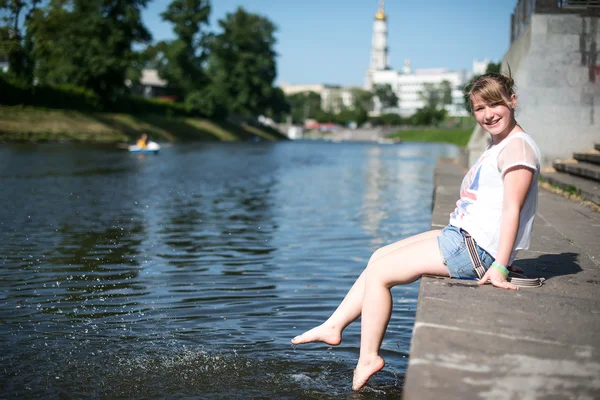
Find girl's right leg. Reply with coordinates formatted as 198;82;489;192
291;229;442;345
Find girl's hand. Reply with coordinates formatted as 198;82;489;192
478;267;518;290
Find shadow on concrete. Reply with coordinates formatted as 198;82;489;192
514;252;581;279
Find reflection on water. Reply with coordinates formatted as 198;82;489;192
0;141;459;398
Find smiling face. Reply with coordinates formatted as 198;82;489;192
471;93;517;140
468;73;521;143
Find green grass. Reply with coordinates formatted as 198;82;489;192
0;105;288;143
388;128;474;147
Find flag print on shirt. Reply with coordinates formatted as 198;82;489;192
451;154;488;220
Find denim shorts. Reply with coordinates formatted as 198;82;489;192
437;225;494;280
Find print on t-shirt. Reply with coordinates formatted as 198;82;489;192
451;154;489;220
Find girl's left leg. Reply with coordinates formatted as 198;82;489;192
352;236;448;390
291;230;442;346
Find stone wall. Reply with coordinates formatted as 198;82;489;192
505;13;600;166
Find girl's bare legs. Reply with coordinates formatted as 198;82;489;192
352;236;448;390
291;230;442;346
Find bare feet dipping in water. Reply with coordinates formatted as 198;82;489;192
352;355;385;390
291;323;342;346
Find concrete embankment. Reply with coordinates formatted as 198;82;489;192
403;159;600;399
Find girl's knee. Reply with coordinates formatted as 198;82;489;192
368;245;388;265
364;263;392;288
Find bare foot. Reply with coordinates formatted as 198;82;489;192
352;355;385;390
291;324;342;346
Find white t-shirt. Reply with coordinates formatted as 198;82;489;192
449;132;541;264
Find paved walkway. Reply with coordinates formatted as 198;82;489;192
403;159;600;399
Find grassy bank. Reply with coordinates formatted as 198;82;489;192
389;128;474;147
0;106;287;143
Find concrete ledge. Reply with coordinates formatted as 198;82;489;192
403;159;600;399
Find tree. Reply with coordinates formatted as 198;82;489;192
348;88;372;126
0;0;41;84
30;0;152;98
350;88;373;113
150;0;211;100
411;107;447;126
486;61;501;74
205;7;278;118
287;91;321;123
420;82;441;109
262;86;289;122
373;83;398;109
414;81;453;126
440;80;452;106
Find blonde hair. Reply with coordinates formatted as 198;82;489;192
467;69;516;111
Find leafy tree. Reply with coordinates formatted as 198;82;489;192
150;0;211;100
262;86;289;122
373;83;398;109
185;84;228;119
370;113;404;126
440;80;452;106
205;7;278;117
350;88;373;113
0;0;41;84
287;91;321;123
486;61;501;74
416;80;452;126
411;106;447;126
30;0;152;98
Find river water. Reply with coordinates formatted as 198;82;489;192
0;140;459;399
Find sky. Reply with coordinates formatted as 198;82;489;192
142;0;519;87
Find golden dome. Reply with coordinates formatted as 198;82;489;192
375;10;386;20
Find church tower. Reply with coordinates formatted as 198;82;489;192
365;1;388;89
370;0;388;71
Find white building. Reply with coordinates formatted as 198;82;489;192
279;82;357;113
365;1;488;117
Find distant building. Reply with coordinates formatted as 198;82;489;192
280;1;494;119
279;82;357;113
127;69;172;100
364;1;488;117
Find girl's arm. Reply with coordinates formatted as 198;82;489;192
478;165;534;290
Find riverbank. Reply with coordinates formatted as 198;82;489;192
403;159;600;399
388;128;473;146
0;106;287;143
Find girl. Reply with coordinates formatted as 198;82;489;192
291;71;541;390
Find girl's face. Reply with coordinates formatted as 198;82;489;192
471;93;517;140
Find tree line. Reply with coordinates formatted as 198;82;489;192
0;0;287;119
0;1;500;126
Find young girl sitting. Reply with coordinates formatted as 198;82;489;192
291;71;541;390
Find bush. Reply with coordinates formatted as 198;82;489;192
369;113;404;126
0;74;200;117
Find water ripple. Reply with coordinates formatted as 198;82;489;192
0;141;459;398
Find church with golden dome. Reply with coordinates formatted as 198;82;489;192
365;1;490;117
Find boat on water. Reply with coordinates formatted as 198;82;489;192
128;141;161;154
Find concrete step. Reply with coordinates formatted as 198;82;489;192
553;160;600;182
574;151;600;166
541;170;600;205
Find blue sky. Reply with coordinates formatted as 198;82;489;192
142;0;518;86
